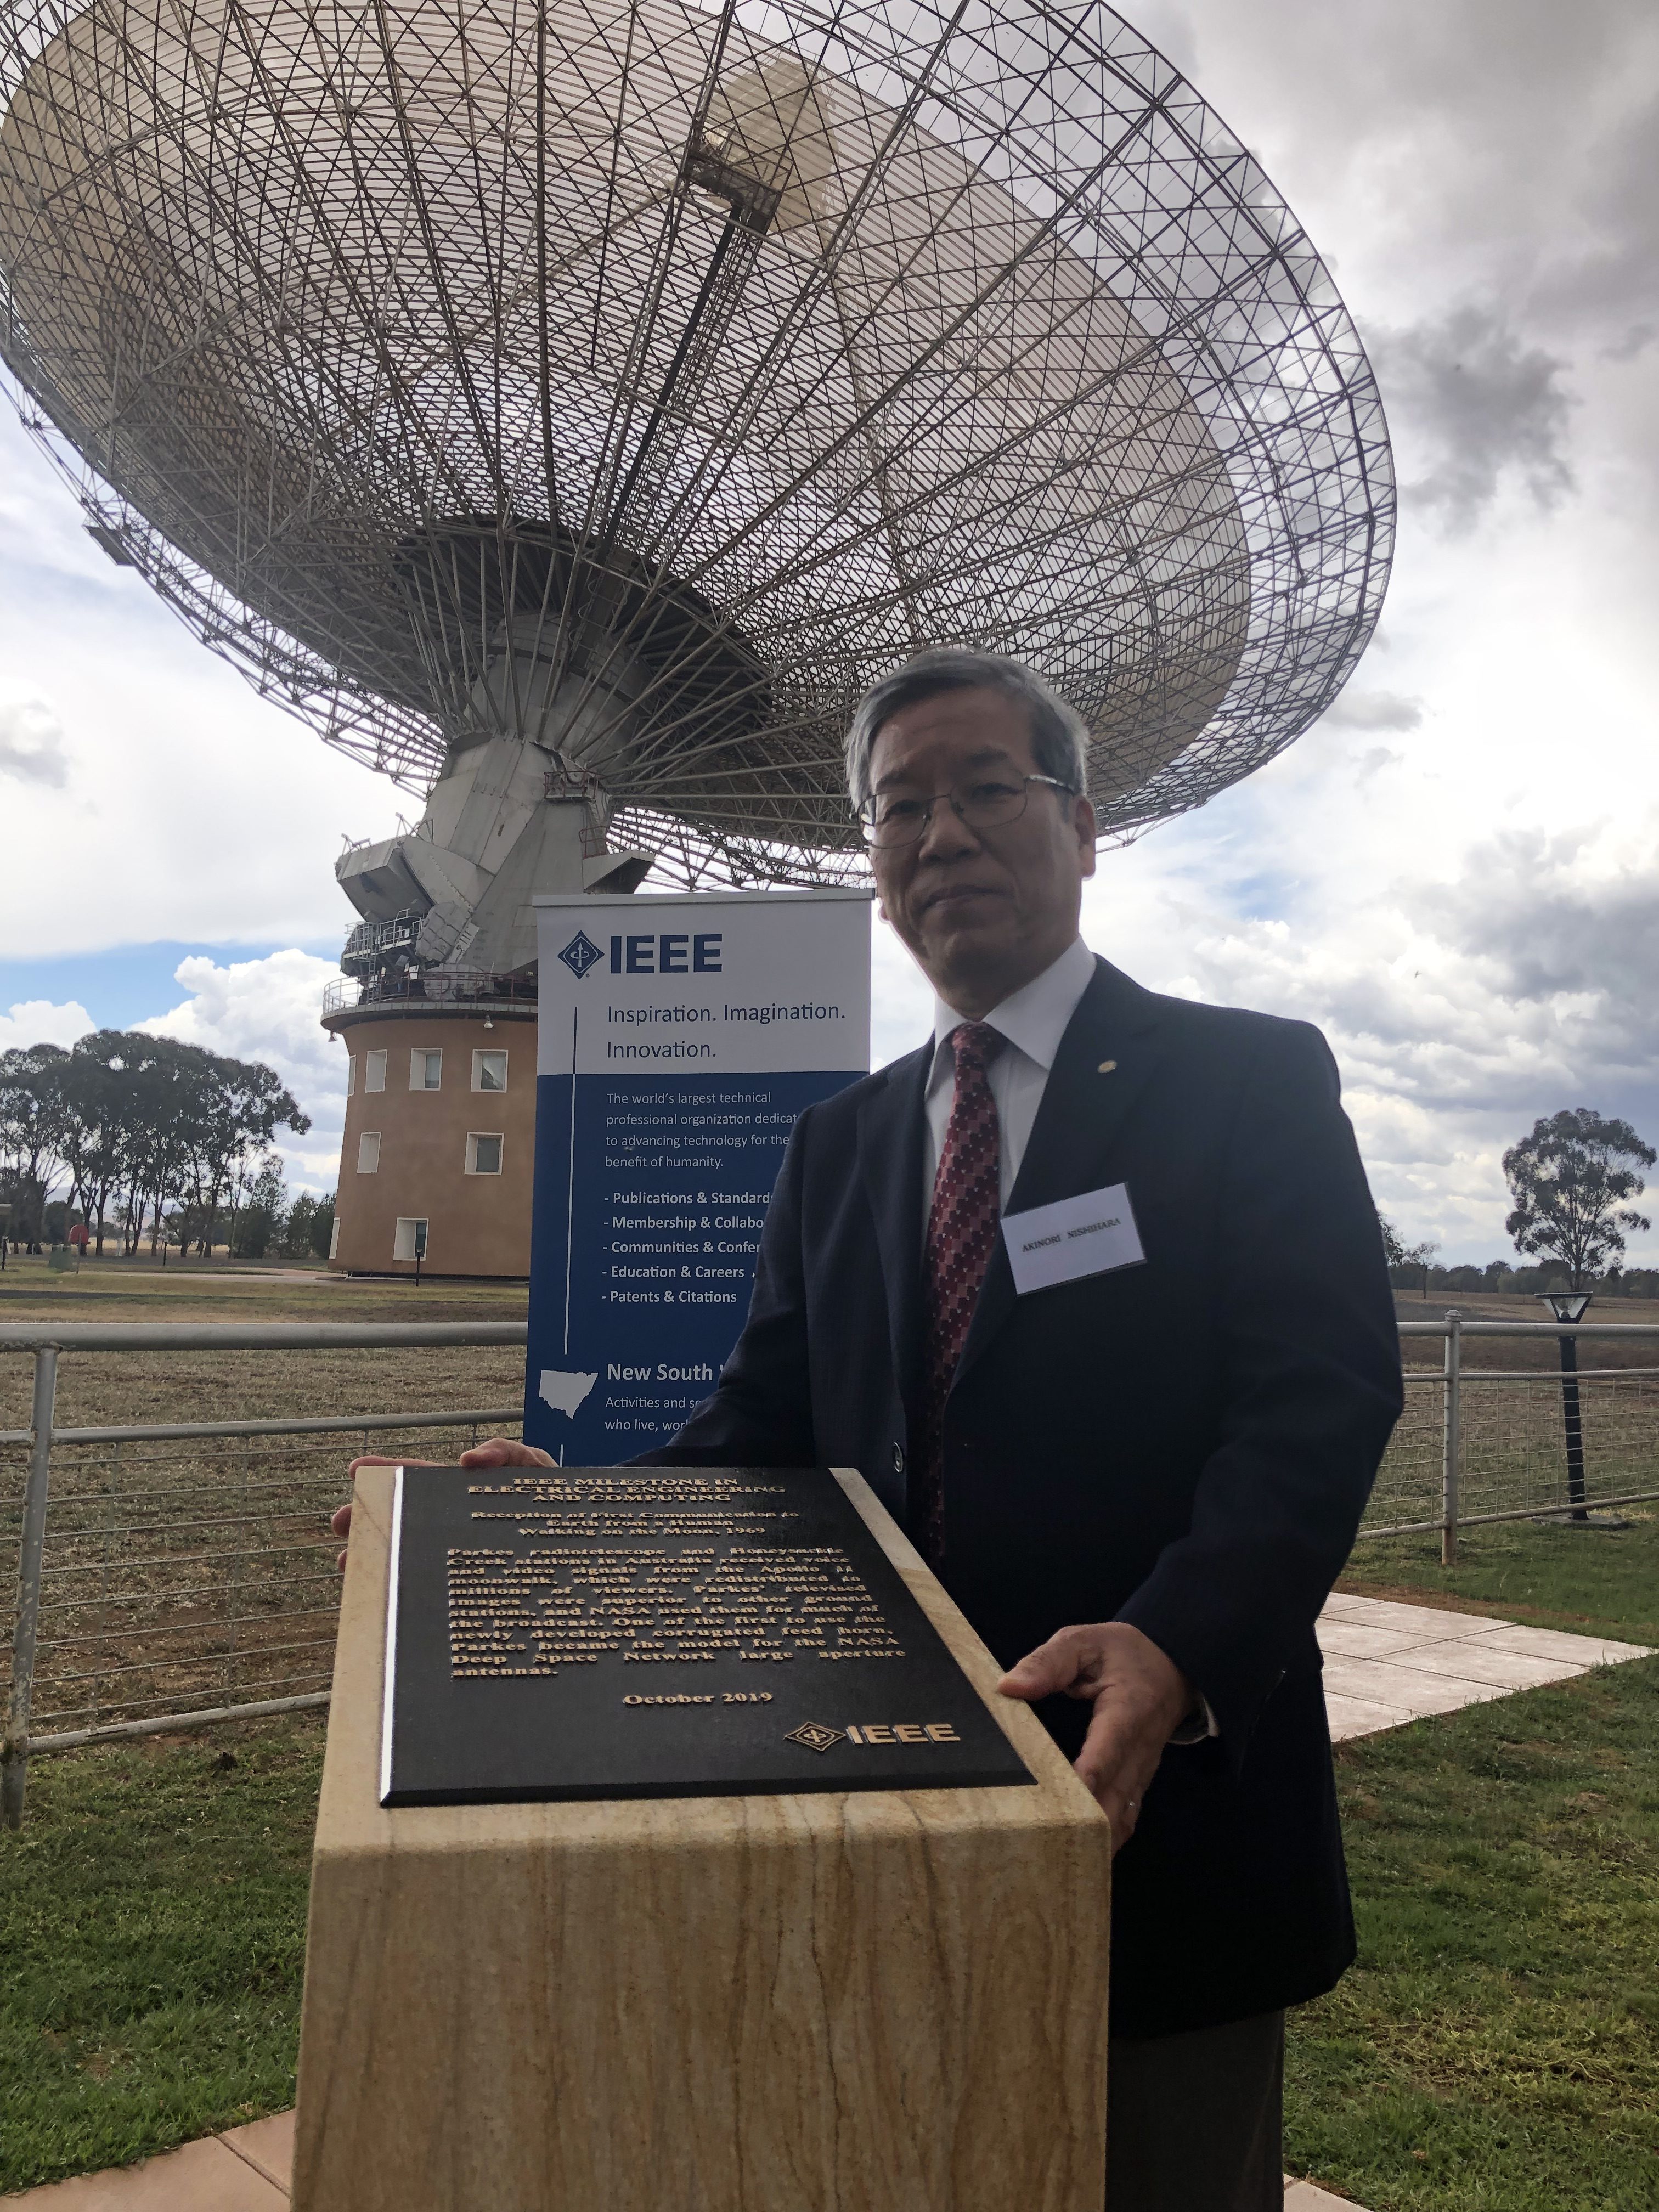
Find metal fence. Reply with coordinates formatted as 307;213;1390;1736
4;1315;1657;1826
1;1322;526;1827
1364;1317;1659;1554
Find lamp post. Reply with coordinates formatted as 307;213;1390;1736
1534;1291;1624;1527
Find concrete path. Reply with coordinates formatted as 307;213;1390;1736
7;1598;1650;2211
3;2117;294;2208
2;2115;1360;2209
1318;1590;1650;1740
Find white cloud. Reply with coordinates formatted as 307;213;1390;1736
1080;766;1659;1265
0;416;403;961
0;997;94;1052
1320;691;1424;735
0;697;69;787
139;950;348;1195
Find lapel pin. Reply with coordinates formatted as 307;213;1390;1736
1097;1059;1118;1075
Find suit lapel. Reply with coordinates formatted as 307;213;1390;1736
856;1042;932;1391
956;959;1167;1383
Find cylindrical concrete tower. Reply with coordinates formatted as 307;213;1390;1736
323;993;538;1279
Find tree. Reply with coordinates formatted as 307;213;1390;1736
232;1155;289;1258
110;1035;205;1257
1;1028;311;1263
53;1038;134;1256
0;1043;70;1250
285;1190;335;1260
183;1053;309;1256
1376;1212;1438;1296
1504;1109;1656;1290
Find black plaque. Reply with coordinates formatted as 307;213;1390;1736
379;1464;1033;1804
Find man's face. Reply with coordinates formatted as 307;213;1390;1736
866;685;1097;1012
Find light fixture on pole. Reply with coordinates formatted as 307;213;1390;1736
1534;1292;1622;1528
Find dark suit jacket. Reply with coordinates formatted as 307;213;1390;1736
642;956;1403;2038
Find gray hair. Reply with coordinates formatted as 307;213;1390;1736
844;648;1091;809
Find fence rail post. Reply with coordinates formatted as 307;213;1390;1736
3;1345;60;1829
1441;1312;1462;1567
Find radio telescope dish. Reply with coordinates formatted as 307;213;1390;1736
0;0;1391;977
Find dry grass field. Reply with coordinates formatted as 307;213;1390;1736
0;1253;528;1432
0;1256;529;1741
1392;1288;1659;1367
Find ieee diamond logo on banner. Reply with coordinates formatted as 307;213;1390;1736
557;929;603;980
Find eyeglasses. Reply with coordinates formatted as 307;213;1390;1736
856;773;1076;848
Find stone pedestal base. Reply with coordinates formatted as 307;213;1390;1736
292;1464;1110;2211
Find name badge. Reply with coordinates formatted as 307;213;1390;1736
1002;1182;1145;1295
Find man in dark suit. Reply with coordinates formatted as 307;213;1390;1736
640;648;1404;2208
338;646;1402;2208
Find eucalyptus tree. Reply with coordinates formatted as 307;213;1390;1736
1504;1109;1657;1291
0;1042;69;1249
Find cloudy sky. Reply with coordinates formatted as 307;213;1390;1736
3;0;1656;1260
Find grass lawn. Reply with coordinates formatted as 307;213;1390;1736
1;1493;1653;2202
1283;1514;1659;2210
0;1718;324;2194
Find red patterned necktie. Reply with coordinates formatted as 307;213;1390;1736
916;1021;1004;1566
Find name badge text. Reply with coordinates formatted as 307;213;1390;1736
1002;1182;1145;1295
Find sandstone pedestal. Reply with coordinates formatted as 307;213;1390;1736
292;1464;1110;2211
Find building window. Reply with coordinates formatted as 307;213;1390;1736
410;1048;442;1091
346;1054;357;1097
358;1132;381;1173
472;1048;508;1092
466;1132;504;1176
393;1217;428;1261
365;1049;387;1093
329;1216;341;1259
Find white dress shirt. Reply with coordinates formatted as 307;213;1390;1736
921;932;1217;1743
922;933;1096;1225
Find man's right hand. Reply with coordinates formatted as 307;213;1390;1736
331;1436;555;1569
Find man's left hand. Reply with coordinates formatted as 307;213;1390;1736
997;1622;1195;1853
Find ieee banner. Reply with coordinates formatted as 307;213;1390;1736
524;890;872;1461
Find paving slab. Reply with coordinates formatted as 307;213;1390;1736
1472;1622;1652;1668
1317;1593;1651;1741
218;2114;293;2193
1285;2181;1359;2208
1323;1593;1504;1639
1325;1690;1419;1741
1319;1654;1509;1719
1;2137;285;2209
1376;1639;1588;1690
1316;1618;1447;1661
